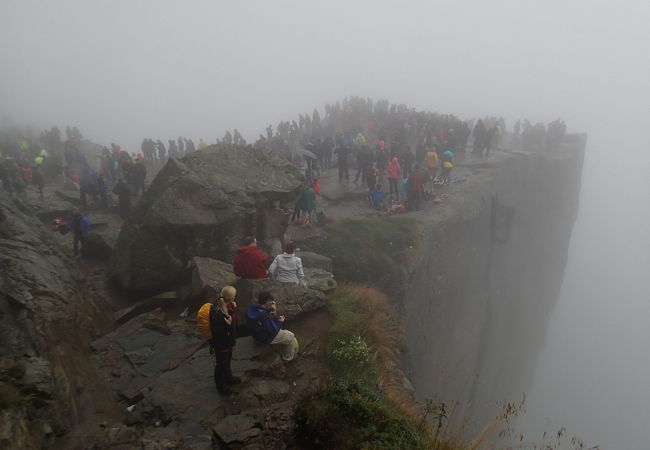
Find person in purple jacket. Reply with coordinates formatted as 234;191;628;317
246;291;298;361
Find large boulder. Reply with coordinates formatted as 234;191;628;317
189;256;239;299
304;267;337;294
109;145;305;294
298;251;333;272
233;278;327;327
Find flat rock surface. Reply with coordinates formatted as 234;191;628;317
89;306;333;449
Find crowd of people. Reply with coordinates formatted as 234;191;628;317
253;98;510;213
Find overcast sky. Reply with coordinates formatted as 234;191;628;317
2;0;648;148
2;1;650;448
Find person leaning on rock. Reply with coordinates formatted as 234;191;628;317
233;236;269;279
268;242;306;287
246;291;299;361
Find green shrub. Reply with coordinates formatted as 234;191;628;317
295;378;434;449
328;335;372;377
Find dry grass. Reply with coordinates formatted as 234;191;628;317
328;284;417;415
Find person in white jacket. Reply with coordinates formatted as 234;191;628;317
268;242;306;287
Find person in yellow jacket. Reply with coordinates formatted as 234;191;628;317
424;149;438;181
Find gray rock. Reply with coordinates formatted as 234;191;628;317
109;146;305;294
113;292;178;324
54;189;81;205
304;267;337;294
213;414;261;445
0;191;121;448
189;256;239;299
297;251;332;272
22;357;53;397
233;278;326;327
81;231;114;260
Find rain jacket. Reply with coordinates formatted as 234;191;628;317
387;157;401;179
246;302;282;344
233;246;269;279
269;253;305;286
424;151;438;168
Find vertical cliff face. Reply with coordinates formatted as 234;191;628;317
404;137;586;430
0;194;121;449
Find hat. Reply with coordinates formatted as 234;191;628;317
258;291;275;304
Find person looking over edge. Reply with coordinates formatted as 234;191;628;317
246;291;299;361
210;286;241;395
233;236;269;279
268;242;306;287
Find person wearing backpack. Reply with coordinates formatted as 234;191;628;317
197;286;241;395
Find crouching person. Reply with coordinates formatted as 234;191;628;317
246;291;299;361
197;286;241;395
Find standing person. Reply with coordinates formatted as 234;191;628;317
68;207;91;256
97;174;108;209
481;126;497;156
402;146;414;178
112;179;131;219
354;145;370;183
441;150;454;183
365;161;378;193
31;165;44;199
334;141;350;182
386;156;401;199
408;166;425;211
233;236;269;279
177;137;185;156
424;148;438;182
209;286;241;395
156;140;166;161
268;242;306;286
132;158;147;196
376;141;389;172
186;138;196;153
472;120;486;155
246;291;299;361
299;184;316;225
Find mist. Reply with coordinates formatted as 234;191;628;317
2;0;649;447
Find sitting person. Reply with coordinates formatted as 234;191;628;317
370;184;385;209
268;242;306;287
246;291;299;361
233;235;269;279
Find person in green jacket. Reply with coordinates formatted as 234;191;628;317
300;185;316;225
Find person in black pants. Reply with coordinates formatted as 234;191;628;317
211;286;241;395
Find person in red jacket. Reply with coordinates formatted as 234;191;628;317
233;236;269;279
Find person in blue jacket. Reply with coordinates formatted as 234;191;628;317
246;291;299;361
68;207;91;256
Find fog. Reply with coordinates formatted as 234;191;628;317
2;0;649;447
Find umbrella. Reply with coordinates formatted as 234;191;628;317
299;148;318;159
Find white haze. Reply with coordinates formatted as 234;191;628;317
1;1;649;448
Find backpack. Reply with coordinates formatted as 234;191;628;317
196;303;215;340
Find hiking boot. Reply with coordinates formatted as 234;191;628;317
227;377;242;385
